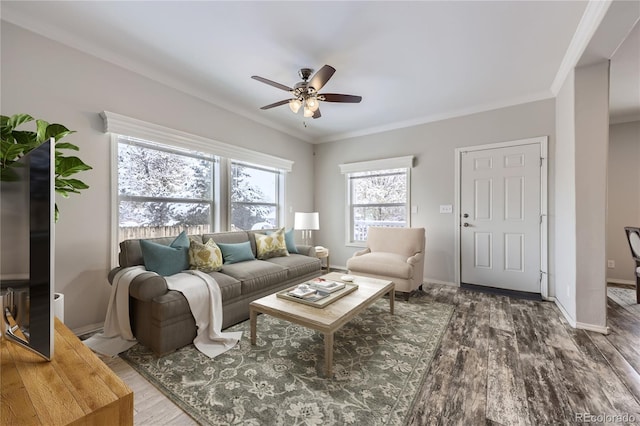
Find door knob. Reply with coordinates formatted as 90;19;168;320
463;222;470;227
463;213;469;218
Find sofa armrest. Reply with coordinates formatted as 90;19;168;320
129;272;169;301
296;245;316;257
406;252;424;266
353;248;371;257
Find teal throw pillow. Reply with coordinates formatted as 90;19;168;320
140;231;189;276
218;241;256;264
267;228;298;254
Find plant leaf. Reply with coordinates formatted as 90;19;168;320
54;203;59;222
56;156;93;177
7;114;33;130
12;130;37;146
36;119;49;143
56;178;89;190
45;124;75;143
55;142;79;151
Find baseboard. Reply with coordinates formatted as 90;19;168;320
575;321;609;334
72;322;103;337
424;278;458;287
554;299;609;334
607;278;635;286
555;298;576;328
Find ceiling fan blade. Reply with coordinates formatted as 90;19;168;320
260;99;291;110
308;65;336;92
251;76;293;92
312;108;321;119
320;93;362;103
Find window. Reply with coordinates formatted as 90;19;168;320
230;161;282;231
340;156;413;244
103;111;294;264
117;136;216;242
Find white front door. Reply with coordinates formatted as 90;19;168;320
460;143;541;293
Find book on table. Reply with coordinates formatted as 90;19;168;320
308;278;345;293
287;287;329;302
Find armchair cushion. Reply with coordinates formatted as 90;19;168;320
346;252;413;279
346;227;426;294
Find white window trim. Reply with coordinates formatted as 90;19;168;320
104;111;294;266
101;111;294;171
339;156;414;247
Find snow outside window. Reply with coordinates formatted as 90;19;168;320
339;156;413;245
117;136;216;242
230;161;282;231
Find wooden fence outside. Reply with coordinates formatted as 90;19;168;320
119;225;212;241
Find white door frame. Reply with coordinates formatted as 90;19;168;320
454;136;549;299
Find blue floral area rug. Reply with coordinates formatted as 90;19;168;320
120;294;453;425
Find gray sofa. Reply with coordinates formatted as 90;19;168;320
108;230;322;356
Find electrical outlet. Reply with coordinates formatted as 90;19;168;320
607;260;615;268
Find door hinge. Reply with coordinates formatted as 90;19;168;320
539;270;547;283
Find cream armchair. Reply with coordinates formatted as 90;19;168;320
346;227;425;298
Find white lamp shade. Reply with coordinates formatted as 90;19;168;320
294;212;319;230
303;106;314;118
289;99;302;113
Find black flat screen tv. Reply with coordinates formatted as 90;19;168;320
1;139;55;360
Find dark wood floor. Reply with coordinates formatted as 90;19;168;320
408;284;640;425
105;283;640;425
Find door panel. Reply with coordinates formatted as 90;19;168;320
461;143;541;293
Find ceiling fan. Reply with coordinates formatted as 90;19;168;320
251;65;362;119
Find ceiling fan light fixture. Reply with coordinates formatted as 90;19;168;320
289;99;302;113
305;96;320;112
303;106;314;118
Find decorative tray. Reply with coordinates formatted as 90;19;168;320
276;282;358;308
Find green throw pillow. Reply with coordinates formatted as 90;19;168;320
217;241;256;264
189;238;223;272
140;231;189;276
255;228;289;260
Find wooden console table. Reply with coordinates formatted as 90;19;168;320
1;318;133;425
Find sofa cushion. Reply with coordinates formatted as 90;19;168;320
218;241;256;264
207;271;242;301
265;254;321;278
189;238;223;272
255;228;289;260
221;260;288;295
119;234;203;267
140;231;190;276
346;252;413;279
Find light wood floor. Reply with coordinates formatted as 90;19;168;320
104;284;640;425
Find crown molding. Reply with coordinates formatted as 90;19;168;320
550;0;613;95
101;111;294;171
316;90;554;144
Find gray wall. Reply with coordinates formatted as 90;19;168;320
607;120;640;283
554;62;610;330
314;99;556;291
554;69;577;319
574;61;609;328
1;23;314;331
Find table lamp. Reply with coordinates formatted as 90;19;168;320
294;212;319;246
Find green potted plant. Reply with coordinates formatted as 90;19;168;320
1;113;92;221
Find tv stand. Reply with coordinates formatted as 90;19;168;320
1;318;133;424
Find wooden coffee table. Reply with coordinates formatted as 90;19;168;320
249;272;394;377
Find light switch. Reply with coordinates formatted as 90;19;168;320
439;204;453;214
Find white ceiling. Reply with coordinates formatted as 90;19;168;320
1;1;637;142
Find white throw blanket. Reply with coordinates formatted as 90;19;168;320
165;270;242;358
84;266;241;358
